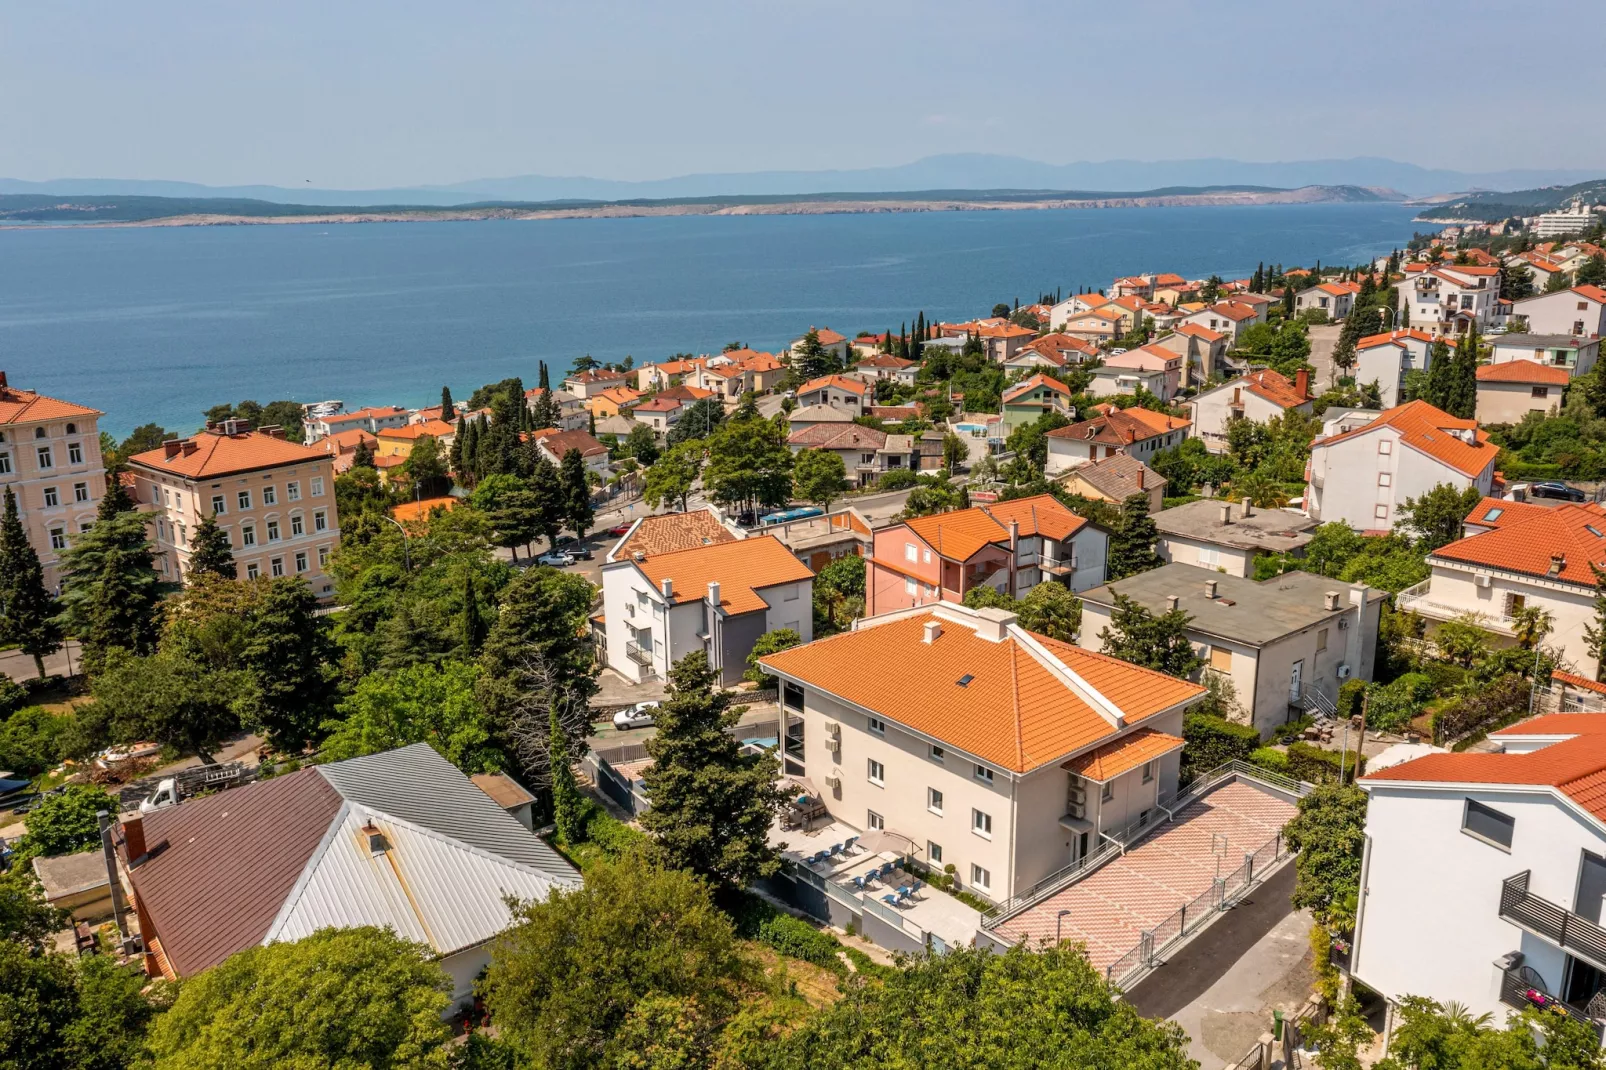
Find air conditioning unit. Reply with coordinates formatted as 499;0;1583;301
1337;617;1350;630
1066;800;1086;820
1337;664;1353;679
1067;784;1087;804
824;721;841;740
824;774;841;790
1475;573;1494;588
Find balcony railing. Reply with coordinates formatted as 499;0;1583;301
625;641;654;667
1501;870;1606;972
1499;967;1604;1041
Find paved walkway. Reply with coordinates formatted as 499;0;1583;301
993;782;1296;971
0;640;82;684
1125;863;1312;1069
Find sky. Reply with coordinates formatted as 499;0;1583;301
3;0;1599;188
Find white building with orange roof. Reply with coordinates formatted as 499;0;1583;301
796;374;871;416
852;353;918;385
1354;328;1438;407
598;530;813;685
635;357;707;393
758;601;1207;904
303;405;409;443
1048;292;1111;330
1304;399;1498;533
0;371;108;590
1178;301;1263;346
1059;306;1127;343
1004;333;1099;372
1512;285;1606;339
1353;711;1606;1027
1089;344;1184;402
1395;264;1506;337
562;368;632;400
1397;500;1606;678
974;321;1038;363
1044;406;1192;473
789;327;849;364
128;420;341;596
1293;280;1362;320
1474;361;1570;424
1187;368;1312;453
1111;275;1154;299
1152;321;1230;384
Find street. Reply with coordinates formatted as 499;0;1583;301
0;640;83;684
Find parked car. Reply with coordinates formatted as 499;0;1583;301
1530;481;1587;502
608;523;632;536
612;701;661;730
537;551;576;567
568;547;595;560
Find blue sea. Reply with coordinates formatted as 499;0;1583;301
0;205;1433;437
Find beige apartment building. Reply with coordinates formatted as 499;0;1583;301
0;372;108;590
128;421;341;597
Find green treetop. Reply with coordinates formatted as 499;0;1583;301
0;486;63;678
185;511;237;581
1098;593;1203;677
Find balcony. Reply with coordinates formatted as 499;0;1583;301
625;641;654;668
1499;967;1604;1042
1501;871;1606;973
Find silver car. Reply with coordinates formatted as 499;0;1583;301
612;701;661;730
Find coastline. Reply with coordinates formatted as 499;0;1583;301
3;186;1403;230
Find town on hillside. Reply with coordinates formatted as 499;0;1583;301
7;210;1606;1068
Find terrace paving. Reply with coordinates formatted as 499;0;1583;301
992;781;1295;971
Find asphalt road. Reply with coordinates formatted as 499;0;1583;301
0;641;83;684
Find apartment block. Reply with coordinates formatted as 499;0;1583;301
0;371;108;590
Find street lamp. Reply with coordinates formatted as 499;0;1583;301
380;514;412;571
1056;909;1072;944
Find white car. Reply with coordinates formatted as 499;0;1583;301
537;551;576;567
612;701;661;730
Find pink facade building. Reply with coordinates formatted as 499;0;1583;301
0;372;108;591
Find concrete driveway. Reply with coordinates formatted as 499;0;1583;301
1306;323;1343;390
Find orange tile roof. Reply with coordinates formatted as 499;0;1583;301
1314;399;1493;479
0;379;102;425
335;405;408;422
1062;727;1184;781
391;496;458;522
814;328;846;345
634;396;683;412
1049;406;1191;449
799;374;870;395
130;430;327;480
1575;285;1606;304
658;384;716;402
635;534;813;614
1438;264;1499;277
738;352;786;372
1357;328;1435;349
616;509;738;559
1430;502;1606;587
1208;302;1258;322
1463;496;1550;530
593;386;645;405
976;322;1038;339
1495;710;1606;736
566;369;631;385
1111;295;1147;312
1235;368;1309;408
855;354;917;369
1476;360;1570;386
1174;323;1226;343
377;419;456;440
903;494;1088;562
1002;373;1073;403
1153;273;1188;287
760;611;1204;773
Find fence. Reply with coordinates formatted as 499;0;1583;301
1105;828;1286;989
583;750;650;817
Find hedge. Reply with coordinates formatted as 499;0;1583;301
756;914;845;971
1287;741;1362;784
1249;747;1290;775
1181;713;1261;784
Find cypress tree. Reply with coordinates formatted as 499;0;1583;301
450;415;468;476
538;361;551;392
0;485;62;678
898;322;908;360
1424;339;1453;409
911;312;925;362
459;570;486;659
550;702;584;843
187;511;237;580
560;448;594;540
1446;330;1480;419
440;385;454;419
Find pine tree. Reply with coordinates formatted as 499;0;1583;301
529;458;566;552
187;511;237;580
440;385;454;419
238;578;339;752
352;439;376;470
0;486;62;678
1282;281;1296;319
559;448;594;540
98;466;133;517
57;507;159;676
1108;493;1163;580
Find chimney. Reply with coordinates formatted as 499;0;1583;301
181;440;199;457
1219;503;1233;524
120;810;146;863
1008;519;1019;550
660;577;673;598
1205;579;1218;599
261;425;286;440
1549;553;1565;577
707;580;721;607
1137;467;1145;491
1295;368;1311;398
1165;595;1180;611
973;606;1016;641
923;620;942;644
1324;591;1340;611
1240;500;1253;518
163;440;183;459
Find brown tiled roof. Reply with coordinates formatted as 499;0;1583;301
125;769;342;977
535;429;608;459
788;424;888;450
1237;368;1309;408
129;430;327;480
616;510;738;559
1048;407;1191;447
658;384;716;402
636;535;814;614
0;379;102;426
1064;454;1165;501
1476;360;1570;386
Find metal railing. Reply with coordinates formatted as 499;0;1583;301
1501;871;1606;970
1499;967;1605;1041
625;641;653;667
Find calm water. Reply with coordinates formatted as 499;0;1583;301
0;205;1431;437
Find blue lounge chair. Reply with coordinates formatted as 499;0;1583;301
844;835;858;848
910;879;924;895
895;888;911;904
882;894;899;907
852;876;865;890
828;843;842;857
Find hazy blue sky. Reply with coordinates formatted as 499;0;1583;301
3;1;1595;187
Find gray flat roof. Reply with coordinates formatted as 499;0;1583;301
1491;334;1596;348
1080;563;1385;646
32;850;110;899
1152;500;1317;553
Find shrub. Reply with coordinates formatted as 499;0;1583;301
1367;673;1433;733
873;469;920;491
1287;741;1361;784
1413;659;1469;696
1181;712;1261;783
1434;674;1532;746
755;914;843;971
1250;747;1289;774
0;706;70;777
1336;679;1366;721
0;677;27;718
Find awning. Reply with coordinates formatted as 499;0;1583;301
856;829;922;856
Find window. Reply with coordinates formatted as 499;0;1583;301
1462;799;1514;850
0;453;9;475
211;494;226;515
1197;545;1220;568
1378;440;1392;455
1317;628;1329;652
291;514;304;537
295;551;308;573
311;477;324;497
262;485;277;506
782;681;804;711
73;482;88;503
49;527;66;550
930;744;945;763
1504;592;1526;617
1141;760;1155;784
1485;507;1504;521
271;557;285;578
42;486;58;507
972;809;992;838
266;520;280;542
1101;780;1114;802
241;525;256;547
314;509;327;532
928;841;943;864
67;441;83;465
1532;386;1550;399
237;490;252;510
1210;646;1232;672
974;764;993;784
905;576;916;596
286;481;301;501
928;787;944;814
970;864;991;891
784;584;798;601
868;717;886;735
867;759;885;786
904;542;918;562
1377;473;1392;487
176;522;186;547
1374;504;1389;520
867;810;885;831
36;446;53;469
317;546;329;568
923;548;932;563
246;563;260;580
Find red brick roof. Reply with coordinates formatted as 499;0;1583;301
1476;360;1570;386
130;430;327;480
1430;502;1606;587
0;379;102;425
534;429;608;459
1313;399;1493;479
1048;406;1191;448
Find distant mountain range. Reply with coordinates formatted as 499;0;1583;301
2;154;1600;206
1413;177;1606;221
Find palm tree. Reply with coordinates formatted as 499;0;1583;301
1232;470;1285;509
1511;604;1554;651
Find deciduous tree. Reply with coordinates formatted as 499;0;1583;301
1282;783;1368;933
703;415;793;518
1015;581;1082;641
791;447;849;512
644;441;703;512
318;659;500;773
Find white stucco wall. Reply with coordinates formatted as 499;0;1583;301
1475;381;1562;425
